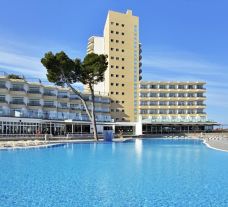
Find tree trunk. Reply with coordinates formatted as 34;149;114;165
65;82;98;141
89;83;99;141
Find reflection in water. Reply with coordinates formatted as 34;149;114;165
135;139;143;159
112;142;116;154
66;143;74;157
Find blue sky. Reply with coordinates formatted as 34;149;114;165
0;0;227;124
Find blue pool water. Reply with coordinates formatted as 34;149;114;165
0;139;228;207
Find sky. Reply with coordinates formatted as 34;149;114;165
0;0;227;124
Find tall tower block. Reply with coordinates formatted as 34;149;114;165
104;10;140;122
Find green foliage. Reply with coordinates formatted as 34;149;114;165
41;51;81;86
80;53;108;85
7;74;23;79
41;51;108;87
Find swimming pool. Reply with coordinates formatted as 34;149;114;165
0;139;227;207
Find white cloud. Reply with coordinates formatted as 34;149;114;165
0;50;46;78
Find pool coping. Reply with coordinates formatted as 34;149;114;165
1;137;227;152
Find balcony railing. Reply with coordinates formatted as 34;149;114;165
10;88;25;92
43;92;56;96
0;99;6;103
10;101;25;105
28;103;41;106
70;96;79;100
43;104;56;108
57;95;69;98
27;90;41;94
58;106;69;109
0;84;7;89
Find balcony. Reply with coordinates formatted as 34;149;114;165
28;102;41;106
58;95;69;99
70;96;79;100
43;104;56;108
0;84;7;89
58;106;69;110
43;92;56;96
10;101;25;105
0;98;6;103
27;90;41;94
10;87;25;92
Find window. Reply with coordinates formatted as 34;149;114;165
111;109;114;112
116;118;119;121
116;23;119;26
116;31;119;34
150;85;157;89
122;58;125;61
111;100;114;103
122;109;124;112
116;92;119;95
178;85;185;89
122;75;125;78
116;75;119;77
116;40;119;43
188;93;195;97
116;66;119;69
122;49;124;52
116;48;119;51
150;93;157;97
121;24;124;27
159;85;166;89
169;93;176;97
111;30;114;33
116;57;119;60
121;41;125;44
169;85;175;89
116;109;119;112
169;101;176;106
141;85;147;89
111;92;114;94
111;74;114;77
111;48;114;51
116;83;119;86
122;32;124;35
122;118;125;121
160;93;166;97
188;85;194;89
159;101;167;106
111;39;114;42
111;65;114;68
122;101;125;104
122;92;125;95
111;56;114;59
111;83;114;86
178;93;185;97
111;22;114;25
122;66;125;69
148;101;155;106
197;85;203;89
116;101;119;103
122;84;125;87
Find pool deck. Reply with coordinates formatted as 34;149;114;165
204;138;228;152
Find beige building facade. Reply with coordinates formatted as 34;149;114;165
139;81;207;123
86;10;141;123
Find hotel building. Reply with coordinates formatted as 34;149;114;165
0;73;112;135
139;81;215;134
